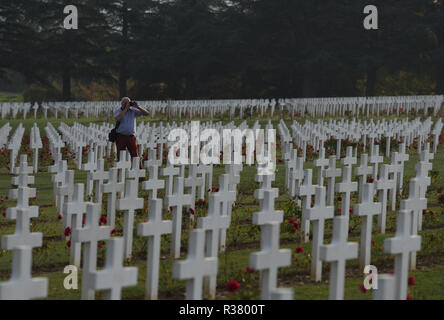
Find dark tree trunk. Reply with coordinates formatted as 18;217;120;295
366;63;377;97
303;76;312;97
119;2;129;98
62;64;71;101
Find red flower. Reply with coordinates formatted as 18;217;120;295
2;211;6;217
349;208;353;214
189;208;195;215
58;214;62;220
407;295;411;300
359;284;367;293
99;215;107;225
64;226;72;237
295;246;304;254
429;210;434;215
82;217;86;226
245;267;255;274
226;280;240;293
422;209;427;215
169;206;173;211
439;195;444;204
337;196;342;202
408;276;415;286
98;242;105;249
377;174;380;180
292;221;300;230
388;270;395;275
5;195;8;200
66;240;71;248
369;177;375;183
288;217;294;222
110;228;117;235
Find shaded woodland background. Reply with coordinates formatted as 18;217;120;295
0;0;443;102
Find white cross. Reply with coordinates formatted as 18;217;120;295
289;157;304;198
63;183;89;267
285;149;298;191
355;154;373;202
142;164;165;199
116;180;144;258
82;150;97;196
369;145;383;180
89;158;108;204
71;203;111;300
57;170;74;233
304;186;334;282
197;175;234;298
320;216;358;300
395;143;409;191
89;237;138;300
161;161;180;201
0;247;48;300
400;178;427;271
51;159;67;205
323;156;342;206
419;142;434;163
166;177;192;258
126;157;146;182
384;210;421;300
295;169;316;243
414;161;431;232
137;198;172;299
388;152;402;211
335;166;358;217
341;146;357;168
314;147;329;186
11;155;34;188
114;150;131;198
172;229;218;300
185;164;204;212
249;222;291;300
353;183;382;269
376;164;396;234
101;168;124;228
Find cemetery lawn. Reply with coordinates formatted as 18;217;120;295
0;115;443;300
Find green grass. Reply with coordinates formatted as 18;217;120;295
0;113;443;300
0;93;23;103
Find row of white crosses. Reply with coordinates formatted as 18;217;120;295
285;117;436;158
2;95;441;120
44;122;64;162
0;155;48;300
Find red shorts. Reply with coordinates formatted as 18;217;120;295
116;134;139;161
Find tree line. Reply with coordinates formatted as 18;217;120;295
0;0;443;102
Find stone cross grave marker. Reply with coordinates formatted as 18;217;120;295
304;186;334;282
400;178;426;271
314;147;329;186
295;169;316;243
114;150;131;198
126;157;146;182
355;154;373;202
173;229;218;300
102;168;124;228
369;145;384;180
414;161;432;232
335;166;358;217
320;216;358;300
197;174;235;299
57;170;75;234
63;183;89;267
137;198;172;300
249;222;291;300
323;156;342;206
161;160;180;203
82;150;97;196
0;198;47;299
353;183;382;269
166;177;192;258
185;164;204;213
116;180;144;258
384;210;421;300
142;164;165;199
89;237;138;300
376;164;396;234
341;146;357;168
71;203;111;300
89;158;108;204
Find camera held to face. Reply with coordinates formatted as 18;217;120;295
129;100;136;107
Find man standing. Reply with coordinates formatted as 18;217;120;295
114;97;149;161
